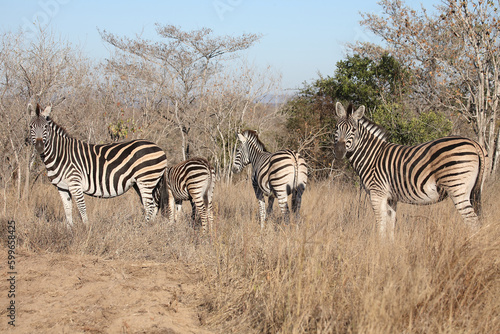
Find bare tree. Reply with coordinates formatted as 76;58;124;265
99;24;262;161
351;0;500;174
200;60;283;180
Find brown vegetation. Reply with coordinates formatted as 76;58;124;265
1;177;499;333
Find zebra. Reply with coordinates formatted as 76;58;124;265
333;102;488;239
159;157;215;232
28;104;168;226
232;130;308;227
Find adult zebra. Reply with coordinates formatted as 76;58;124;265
159;157;215;232
28;104;168;226
333;102;487;239
232;130;308;227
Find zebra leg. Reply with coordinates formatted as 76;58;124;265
207;198;214;232
176;200;183;216
448;187;480;230
69;186;88;225
192;199;209;232
266;195;275;219
133;183;156;222
187;199;201;229
255;189;267;228
387;199;397;240
167;187;176;223
57;188;74;227
370;195;395;240
291;184;306;220
189;200;197;228
136;182;158;223
276;193;290;224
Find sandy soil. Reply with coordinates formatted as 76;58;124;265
0;250;214;334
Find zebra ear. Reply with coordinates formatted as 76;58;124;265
336;102;346;118
352;106;365;120
41;106;52;118
237;133;247;143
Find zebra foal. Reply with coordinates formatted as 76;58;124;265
160;157;215;232
232;130;308;227
334;102;487;239
28;104;167;226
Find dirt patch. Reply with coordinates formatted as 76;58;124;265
0;250;213;333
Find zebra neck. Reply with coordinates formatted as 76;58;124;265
41;122;75;163
348;127;387;175
249;150;271;169
48;120;70;139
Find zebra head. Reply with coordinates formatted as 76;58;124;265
28;104;52;154
334;102;365;159
232;132;251;174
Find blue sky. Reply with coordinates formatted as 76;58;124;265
1;0;439;91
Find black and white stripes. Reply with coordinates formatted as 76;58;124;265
232;130;308;227
162;157;215;232
334;102;487;238
28;104;167;226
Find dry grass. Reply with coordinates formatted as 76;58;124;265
1;177;500;333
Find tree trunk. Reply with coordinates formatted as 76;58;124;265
23;146;31;200
9;139;21;199
174;101;187;161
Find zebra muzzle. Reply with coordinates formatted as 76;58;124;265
334;141;346;159
35;139;44;154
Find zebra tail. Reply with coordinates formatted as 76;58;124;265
471;143;488;217
203;167;215;209
291;151;300;211
158;170;169;217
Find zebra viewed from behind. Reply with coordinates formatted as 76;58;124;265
232;130;308;227
160;157;215;232
333;102;487;239
28;104;168;226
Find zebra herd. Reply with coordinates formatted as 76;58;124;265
29;102;488;238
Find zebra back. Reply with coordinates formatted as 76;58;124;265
166;157;215;202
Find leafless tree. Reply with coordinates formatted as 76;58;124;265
99;24;262;161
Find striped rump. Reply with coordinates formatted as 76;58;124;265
159;157;215;233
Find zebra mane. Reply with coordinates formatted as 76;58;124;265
47;116;70;138
346;104;388;141
242;130;268;152
359;117;389;141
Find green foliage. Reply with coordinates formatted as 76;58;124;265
370;104;452;145
108;118;138;141
330;53;411;109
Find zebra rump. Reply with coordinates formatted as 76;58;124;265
159;157;215;232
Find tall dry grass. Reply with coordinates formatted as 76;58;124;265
1;177;499;333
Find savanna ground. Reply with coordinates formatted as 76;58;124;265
1;176;500;333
